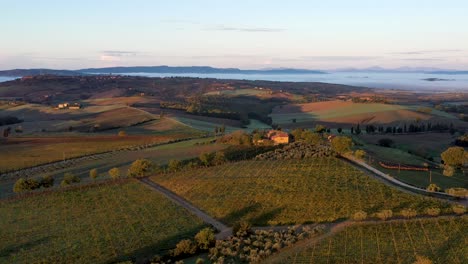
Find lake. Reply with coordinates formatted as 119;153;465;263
117;72;468;92
0;77;18;83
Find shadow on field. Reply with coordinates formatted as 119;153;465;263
0;236;50;258
220;203;285;226
108;224;206;264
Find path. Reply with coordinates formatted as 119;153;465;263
138;177;232;239
341;155;468;207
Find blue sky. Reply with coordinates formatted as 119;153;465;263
1;0;467;70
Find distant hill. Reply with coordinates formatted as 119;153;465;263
0;69;84;77
426;71;468;75
79;66;327;75
0;66;326;77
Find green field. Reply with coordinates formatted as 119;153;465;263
151;158;449;226
276;216;468;264
0;138;226;199
0;181;205;264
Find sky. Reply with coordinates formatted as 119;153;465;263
1;0;468;70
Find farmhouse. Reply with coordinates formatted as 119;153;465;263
267;130;290;145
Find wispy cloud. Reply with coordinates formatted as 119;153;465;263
101;50;141;57
208;26;284;33
299;55;380;61
401;58;444;61
389;49;462;55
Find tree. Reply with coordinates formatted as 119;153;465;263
352;211;367;221
445;187;468;198
127;159;155;177
168;159;182;172
400;208;417;219
118;130;127;136
13;178;40;193
452;204;466;215
199;152;214;167
376;209;393;221
337;127;343;134
195;228;215;250
331;136;352;155
425;207;440;216
173;239;197;256
109;167;121;179
314;125;326;133
39;175;54;188
61;173;80;186
443;165;454;177
413;255;433;264
213;151;226;165
89;168;98;179
232;220;252;237
426;183;440;192
441;146;467;168
303;131;322;145
354;149;366;160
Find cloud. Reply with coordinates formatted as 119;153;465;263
208;26;284;32
389;49;462;55
299;56;380;61
401;58;444;61
101;50;141;57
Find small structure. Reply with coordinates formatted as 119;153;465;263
266;130;290;145
57;103;69;109
68;103;81;110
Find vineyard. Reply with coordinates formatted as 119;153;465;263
276;216;468;264
0;181;205;264
151;158;450;226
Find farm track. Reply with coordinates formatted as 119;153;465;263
0;136;206;182
138;177;232;240
341;156;468;207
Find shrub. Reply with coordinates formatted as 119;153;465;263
354;149;366;160
39;175;54;188
413;255;433;264
452;205;466;215
378;138;394;148
195;228;215;250
446;187;468;198
233;221;252;237
376;209;393;221
213;151;226;165
109;167;121;179
89;168;98;179
442;165;454;177
195;258;204;264
352;211;367;221
331;136;352;154
425;207;440;216
199;152;214;167
174;239;197;256
441;146;466;167
61;173;80;186
400;208;417;219
118;130;127;136
127;159;155;177
168;159;182;172
426;183;440;192
13;178;40;193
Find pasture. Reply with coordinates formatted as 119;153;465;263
270;100;454;126
151;158;449;226
0;181;206;264
276;216;468;264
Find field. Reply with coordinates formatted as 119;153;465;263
0;138;226;199
276;216;468;264
270;100;455;126
0;135;179;172
355;138;468;189
0;181;206;264
151;158;449;226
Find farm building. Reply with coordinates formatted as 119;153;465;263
267;130;290;145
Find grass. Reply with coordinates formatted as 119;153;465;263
150;158;449;226
278;216;468;264
0;135;180;172
0;138;226;199
0;181;206;264
205;88;268;97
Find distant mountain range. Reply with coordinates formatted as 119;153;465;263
0;66;467;77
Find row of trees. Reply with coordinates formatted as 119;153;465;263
352;205;466;222
349;122;455;135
